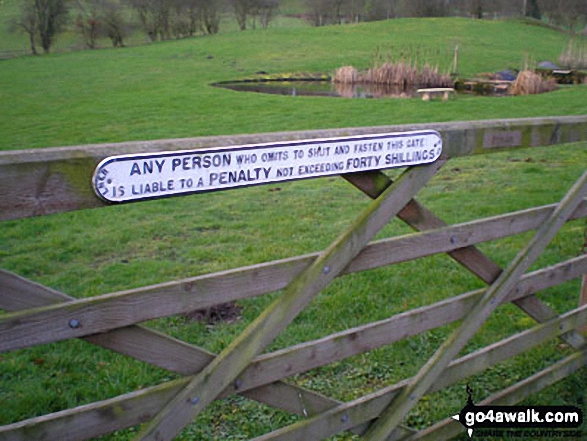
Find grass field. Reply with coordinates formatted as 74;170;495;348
1;16;586;440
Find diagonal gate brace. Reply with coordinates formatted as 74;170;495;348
344;171;586;350
133;162;445;440
363;170;587;441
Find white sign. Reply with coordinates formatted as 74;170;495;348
93;131;442;203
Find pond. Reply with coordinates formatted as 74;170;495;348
214;80;430;99
213;79;522;99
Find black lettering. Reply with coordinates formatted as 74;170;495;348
130;162;141;176
143;161;153;174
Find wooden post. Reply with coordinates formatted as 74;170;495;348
453;44;459;76
363;171;587;441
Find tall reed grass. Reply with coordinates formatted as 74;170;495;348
333;61;452;88
559;37;587;69
333;45;454;88
511;70;557;95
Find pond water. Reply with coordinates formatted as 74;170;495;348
214;80;426;99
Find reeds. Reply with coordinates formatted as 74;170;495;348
332;66;360;84
511;70;557;96
333;61;452;88
333;45;454;90
559;37;587;69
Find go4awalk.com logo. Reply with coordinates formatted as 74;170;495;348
452;386;583;438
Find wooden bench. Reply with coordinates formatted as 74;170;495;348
416;87;455;101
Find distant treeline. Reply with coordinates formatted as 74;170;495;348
9;0;587;54
306;0;587;29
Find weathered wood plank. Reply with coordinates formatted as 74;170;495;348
251;304;587;441
0;270;356;435
513;295;586;348
363;170;587;441
2;258;584;441
345;169;587;349
242;382;416;438
345;199;587;274
408;350;587;441
0;270;214;374
2;200;586;353
344;170;503;283
581;231;587;333
1;116;585;221
0;377;190;441
234;255;587;394
133;163;443;440
582;275;587;333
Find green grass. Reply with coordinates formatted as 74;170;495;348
1;18;585;150
0;17;586;440
0;0;309;53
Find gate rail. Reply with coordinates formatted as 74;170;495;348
0;116;586;440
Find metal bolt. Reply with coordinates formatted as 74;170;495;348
450;235;457;245
190;397;200;405
559;324;565;331
323;266;331;274
69;319;81;329
410;394;416;401
235;379;243;390
341;414;349;423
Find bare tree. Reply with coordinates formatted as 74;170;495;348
127;0;174;41
526;0;541;19
11;1;39;54
37;0;70;52
539;0;587;33
231;0;253;30
101;0;132;46
11;0;69;54
75;0;101;48
201;0;221;34
252;0;279;29
367;0;397;20
304;0;349;26
305;0;331;26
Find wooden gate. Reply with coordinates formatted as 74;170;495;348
1;116;586;440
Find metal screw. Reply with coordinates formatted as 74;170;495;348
235;379;243;390
450;235;457;245
341;414;349;423
323;266;331;274
559;324;565;331
190;397;200;405
69;319;81;329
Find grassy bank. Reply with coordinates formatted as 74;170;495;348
1;18;586;150
1;17;586;440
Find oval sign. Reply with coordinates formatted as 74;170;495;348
93;130;442;203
